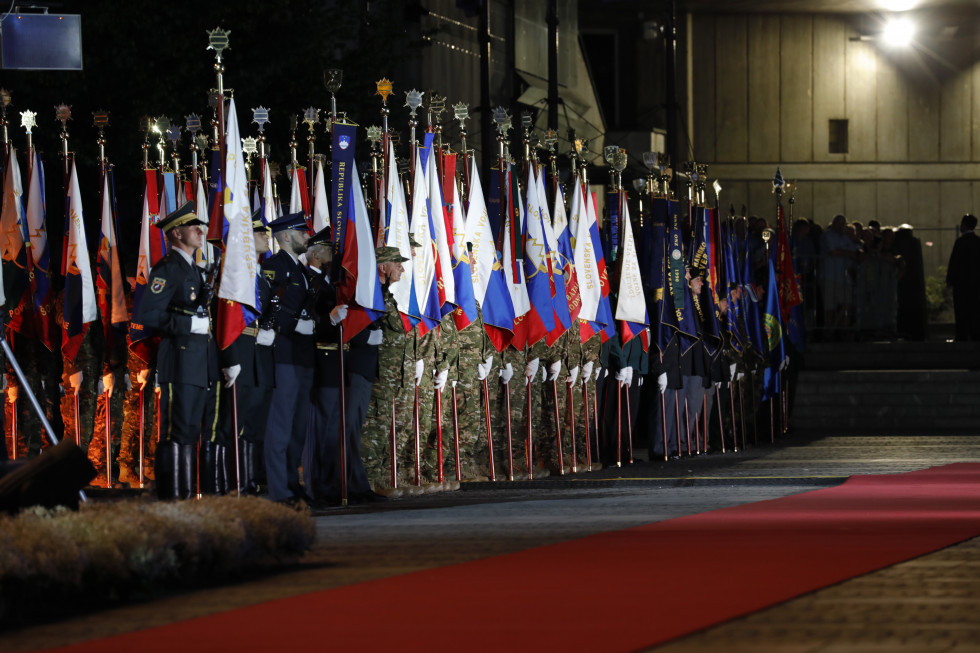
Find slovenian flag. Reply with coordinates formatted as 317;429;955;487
216;98;262;350
521;164;556;347
408;147;441;330
312;159;329;233
384;139;417;323
536;170;571;345
337;160;385;342
62;160;98;362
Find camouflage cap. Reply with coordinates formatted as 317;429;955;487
376;245;409;264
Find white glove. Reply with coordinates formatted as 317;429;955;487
729;363;737;379
69;371;84;390
257;328;276;346
547;361;561;382
567;366;579;386
137;368;150;390
222;364;241;387
191;315;210;334
124;375;133;392
582;361;594;382
451;379;457;388
295;318;315;335
638;375;644;388
780;356;790;371
525;358;540;381
714;381;722;389
615;367;633;386
477;355;493;381
657;372;668;393
367;329;383;346
6;386;17;404
100;372;115;397
330;304;348;326
414;359;425;386
499;363;515;385
434;369;449;392
603;368;609;379
736;372;745;381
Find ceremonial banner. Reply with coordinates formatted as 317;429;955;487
536;170;570;345
206;147;224;243
1;146;30;331
216;98;261;350
62;160;97;362
762;256;787;401
446;161;477;331
96;171;129;330
384;140;417;318
463;158;514;351
338;161;385;342
552;183;581;324
311;160;329;233
289;167;310;219
582;189;614;342
426;145;454;314
25;149;55;350
522;165;556;346
129;173;161;352
615;197;649;347
331;122;357;257
503;172;531;349
408;147;440;330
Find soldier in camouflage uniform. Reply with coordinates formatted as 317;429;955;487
88;327;128;487
4;334;60;459
58;293;103;473
450;305;497;481
404;323;436;487
531;331;567;476
427;311;459;485
495;339;528;479
118;345;156;486
360;248;411;491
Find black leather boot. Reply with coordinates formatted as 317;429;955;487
237;440;257;495
155;441;178;500
214;444;227;496
178;443;195;500
199;440;215;495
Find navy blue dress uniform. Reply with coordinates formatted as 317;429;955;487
135;203;219;499
217;214;276;495
261;212;316;503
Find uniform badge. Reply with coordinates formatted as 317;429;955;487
150;277;167;294
263;270;275;280
190;291;197;301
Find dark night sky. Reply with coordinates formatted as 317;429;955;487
1;0;420;274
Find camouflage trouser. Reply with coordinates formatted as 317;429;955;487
360;386;394;489
87;367;126;482
119;357;158;481
60;333;101;455
4;336;61;459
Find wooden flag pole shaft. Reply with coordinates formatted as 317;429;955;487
566;382;576;473
452;384;461;482
582;381;592;472
435;388;444;484
482;377;496;482
231;383;241;495
504;379;514;481
525;378;533;480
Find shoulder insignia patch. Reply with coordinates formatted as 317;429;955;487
263;270;276;280
150;277;167;294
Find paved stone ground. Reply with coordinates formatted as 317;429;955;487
2;433;979;652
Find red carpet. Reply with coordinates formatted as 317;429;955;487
47;464;980;652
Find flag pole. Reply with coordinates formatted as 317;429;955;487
451;382;461;482
57;107;82;448
525;376;533;480
482;377;496;482
582;378;592;471
96;115;112;488
376;78;392;247
625;380;633;464
615;379;622;467
504;376;514;481
566;381;576;473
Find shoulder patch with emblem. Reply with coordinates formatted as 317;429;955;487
150;277;167;294
263;270;276;280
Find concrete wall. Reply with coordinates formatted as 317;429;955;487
687;13;980;277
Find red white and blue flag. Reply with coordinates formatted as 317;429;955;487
25;148;56;350
96;170;130;340
337;160;385;342
614;195;649;348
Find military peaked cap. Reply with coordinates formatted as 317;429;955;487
155;201;206;232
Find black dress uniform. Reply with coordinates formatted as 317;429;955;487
262;213;316;503
135;203;218;499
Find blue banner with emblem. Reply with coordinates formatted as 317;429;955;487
331;123;358;259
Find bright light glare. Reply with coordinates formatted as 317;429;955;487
882;17;915;47
881;0;917;10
